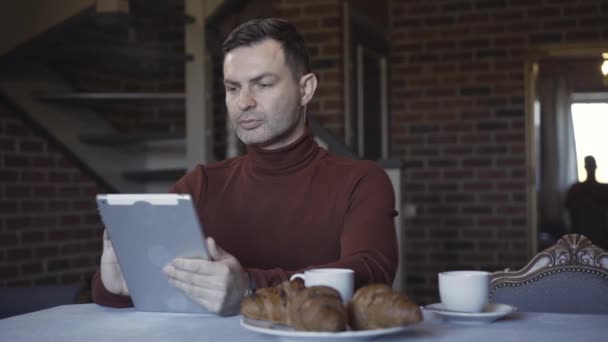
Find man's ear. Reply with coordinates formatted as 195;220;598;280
299;73;317;106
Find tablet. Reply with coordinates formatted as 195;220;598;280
96;193;210;314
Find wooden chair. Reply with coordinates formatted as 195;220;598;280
490;234;608;314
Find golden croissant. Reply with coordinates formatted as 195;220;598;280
241;280;422;332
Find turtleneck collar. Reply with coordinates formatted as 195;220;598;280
245;124;319;178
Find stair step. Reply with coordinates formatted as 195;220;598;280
130;0;196;23
46;54;179;80
80;132;183;145
92;11;195;28
92;11;132;29
44;45;193;63
36;92;185;102
124;168;187;182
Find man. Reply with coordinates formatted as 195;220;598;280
565;156;608;248
92;18;398;316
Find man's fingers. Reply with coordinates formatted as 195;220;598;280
162;240;246;316
169;278;224;312
165;267;225;291
102;230;111;247
207;237;228;261
103;237;112;250
170;258;228;276
169;278;207;298
101;230;120;266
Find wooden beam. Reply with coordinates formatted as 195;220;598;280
0;0;95;56
185;0;212;169
36;92;185;101
95;0;129;13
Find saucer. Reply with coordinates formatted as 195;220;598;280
423;303;516;324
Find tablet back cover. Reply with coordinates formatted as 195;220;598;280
97;194;210;314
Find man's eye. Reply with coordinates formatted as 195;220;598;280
258;83;271;88
225;87;237;93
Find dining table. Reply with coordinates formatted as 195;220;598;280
1;303;606;341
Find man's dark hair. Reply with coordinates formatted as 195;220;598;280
222;18;311;78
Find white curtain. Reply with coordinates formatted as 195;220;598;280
538;76;578;227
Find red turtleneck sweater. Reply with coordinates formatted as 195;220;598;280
92;128;398;307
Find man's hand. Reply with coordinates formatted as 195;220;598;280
100;229;129;295
162;237;248;316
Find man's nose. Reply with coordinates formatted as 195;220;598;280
237;88;256;111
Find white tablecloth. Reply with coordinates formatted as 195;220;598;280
1;304;607;341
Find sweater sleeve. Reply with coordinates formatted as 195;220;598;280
91;269;133;308
247;163;398;290
336;163;399;288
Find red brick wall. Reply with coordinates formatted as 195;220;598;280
389;0;608;303
0;102;107;287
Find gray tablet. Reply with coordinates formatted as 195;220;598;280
96;194;210;314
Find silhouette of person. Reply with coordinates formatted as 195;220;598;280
565;156;608;248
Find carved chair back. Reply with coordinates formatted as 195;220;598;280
490;234;608;314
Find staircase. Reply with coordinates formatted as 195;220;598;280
0;0;364;194
0;0;229;193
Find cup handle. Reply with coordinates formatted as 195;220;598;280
290;273;305;282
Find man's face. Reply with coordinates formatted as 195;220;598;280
223;39;305;150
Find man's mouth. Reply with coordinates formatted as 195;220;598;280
238;118;263;130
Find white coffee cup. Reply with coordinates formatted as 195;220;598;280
438;270;490;313
290;268;354;303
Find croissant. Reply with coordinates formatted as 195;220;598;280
347;284;422;330
240;279;305;325
287;286;347;332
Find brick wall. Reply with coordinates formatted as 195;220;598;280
0;102;107;287
389;0;608;303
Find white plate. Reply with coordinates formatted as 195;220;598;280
423;303;517;324
240;317;416;342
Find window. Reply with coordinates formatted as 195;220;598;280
571;101;608;182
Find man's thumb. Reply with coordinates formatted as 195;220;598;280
207;237;227;261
